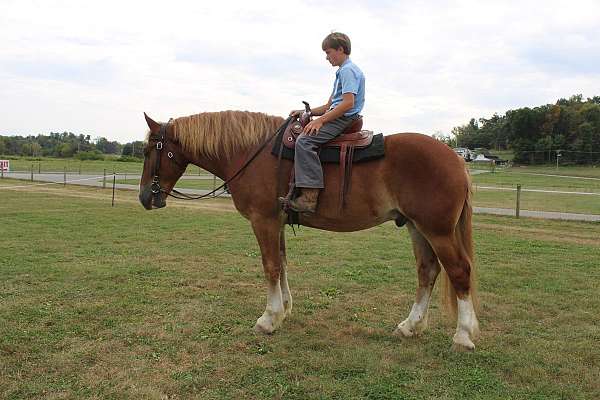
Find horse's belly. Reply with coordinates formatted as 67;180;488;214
300;212;396;232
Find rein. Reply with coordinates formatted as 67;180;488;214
149;117;293;201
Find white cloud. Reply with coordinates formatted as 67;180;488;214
0;0;599;142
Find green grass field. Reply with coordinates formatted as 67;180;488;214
470;170;600;215
115;178;224;191
472;171;600;191
2;156;208;176
1;183;599;399
473;187;600;215
470;163;600;178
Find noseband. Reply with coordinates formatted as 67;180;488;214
149;123;186;197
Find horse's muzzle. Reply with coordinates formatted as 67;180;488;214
139;185;166;210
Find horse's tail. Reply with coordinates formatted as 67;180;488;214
442;172;478;319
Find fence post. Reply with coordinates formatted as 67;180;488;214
198;166;201;176
515;184;521;219
31;164;34;181
64;167;66;187
103;169;106;189
79;162;82;175
1;165;3;179
38;163;41;174
112;174;116;207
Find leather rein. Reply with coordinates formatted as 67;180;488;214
148;117;292;201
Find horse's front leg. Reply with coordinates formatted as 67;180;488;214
279;229;293;317
251;218;286;334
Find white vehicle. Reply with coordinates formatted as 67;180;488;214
453;147;472;161
473;154;489;161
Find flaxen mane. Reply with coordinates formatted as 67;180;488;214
172;111;284;158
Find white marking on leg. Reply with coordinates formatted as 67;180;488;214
452;295;479;350
395;286;432;337
280;264;292;316
255;280;285;334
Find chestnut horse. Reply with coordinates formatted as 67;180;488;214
139;111;479;351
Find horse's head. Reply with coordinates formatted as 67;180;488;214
139;113;189;210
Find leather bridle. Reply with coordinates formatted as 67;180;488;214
146;117;293;202
147;122;226;201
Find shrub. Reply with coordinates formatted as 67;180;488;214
76;150;104;161
116;155;142;163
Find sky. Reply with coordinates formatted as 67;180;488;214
1;0;599;143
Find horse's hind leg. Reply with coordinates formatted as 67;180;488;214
429;235;479;351
394;222;441;337
279;229;293;317
251;218;285;334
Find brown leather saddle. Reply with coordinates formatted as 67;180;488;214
281;116;373;150
279;110;374;214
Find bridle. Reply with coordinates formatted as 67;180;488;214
147;117;293;201
147;122;227;201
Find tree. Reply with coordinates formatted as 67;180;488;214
122;141;145;158
451;95;600;164
57;143;76;157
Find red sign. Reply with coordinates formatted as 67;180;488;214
0;160;9;171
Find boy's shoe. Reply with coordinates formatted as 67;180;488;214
287;188;319;213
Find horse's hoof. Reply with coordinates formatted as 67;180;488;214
452;333;475;351
393;323;415;337
451;342;475;352
393;318;427;338
254;320;275;335
254;312;283;335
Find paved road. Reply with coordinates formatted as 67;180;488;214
2;172;599;222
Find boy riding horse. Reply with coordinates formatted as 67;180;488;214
287;32;365;213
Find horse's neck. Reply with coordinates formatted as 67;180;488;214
186;149;251;181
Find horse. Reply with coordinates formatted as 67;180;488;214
139;110;480;351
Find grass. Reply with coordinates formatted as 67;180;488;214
469;168;600;215
2;156;208;175
472;171;600;192
115;178;224;191
470;163;600;178
1;183;599;399
473;187;600;215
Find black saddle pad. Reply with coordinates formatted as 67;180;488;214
271;130;385;163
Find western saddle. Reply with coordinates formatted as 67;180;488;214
279;102;374;213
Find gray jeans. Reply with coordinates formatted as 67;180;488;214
294;114;359;188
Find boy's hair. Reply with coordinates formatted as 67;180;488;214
322;32;351;55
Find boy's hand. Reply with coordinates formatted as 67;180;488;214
303;118;323;135
289;109;303;117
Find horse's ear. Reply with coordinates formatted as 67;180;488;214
144;112;160;132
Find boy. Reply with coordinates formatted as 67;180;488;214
287;32;365;213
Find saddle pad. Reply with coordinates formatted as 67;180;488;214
271;129;385;163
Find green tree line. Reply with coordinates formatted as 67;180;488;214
0;132;145;160
451;95;600;164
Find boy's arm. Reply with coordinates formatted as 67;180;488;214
310;96;333;116
289;96;332;117
303;93;354;135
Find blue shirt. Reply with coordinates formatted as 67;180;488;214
329;58;365;116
